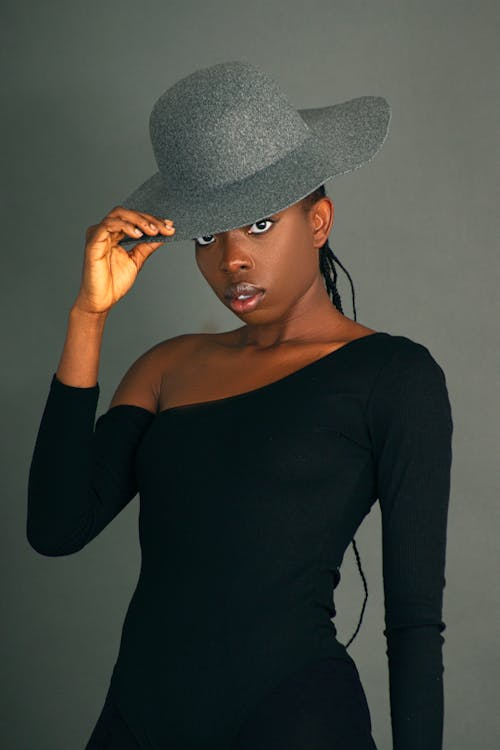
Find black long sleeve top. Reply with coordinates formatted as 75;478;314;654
27;331;453;749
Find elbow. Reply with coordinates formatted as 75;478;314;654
383;620;446;659
26;521;86;557
26;485;96;556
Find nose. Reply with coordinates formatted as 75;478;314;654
218;231;253;272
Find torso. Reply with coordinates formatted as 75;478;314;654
156;322;378;413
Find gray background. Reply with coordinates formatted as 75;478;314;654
2;0;499;748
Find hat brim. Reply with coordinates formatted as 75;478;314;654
118;95;391;246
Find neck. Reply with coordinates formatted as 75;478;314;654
234;279;348;350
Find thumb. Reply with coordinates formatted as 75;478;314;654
128;240;166;271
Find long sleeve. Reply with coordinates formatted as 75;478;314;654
366;340;454;750
27;373;155;556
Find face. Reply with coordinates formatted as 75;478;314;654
193;197;334;322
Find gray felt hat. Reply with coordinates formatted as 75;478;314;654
117;60;391;246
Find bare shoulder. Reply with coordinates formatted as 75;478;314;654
107;323;379;413
108;332;204;414
342;322;378;340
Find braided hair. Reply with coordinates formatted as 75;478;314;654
300;183;368;649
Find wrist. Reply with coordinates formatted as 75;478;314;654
69;303;110;325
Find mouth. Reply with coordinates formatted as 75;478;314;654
223;282;266;313
229;291;265;312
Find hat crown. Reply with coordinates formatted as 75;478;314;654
149;61;312;194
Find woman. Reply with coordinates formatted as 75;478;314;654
27;62;453;750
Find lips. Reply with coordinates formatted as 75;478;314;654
224;282;265;299
227;289;265;313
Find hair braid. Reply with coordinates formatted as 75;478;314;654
301;183;367;650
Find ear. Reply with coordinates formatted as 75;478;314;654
311;197;334;248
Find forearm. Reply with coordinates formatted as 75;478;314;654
28;303;107;554
386;627;445;749
56;304;109;388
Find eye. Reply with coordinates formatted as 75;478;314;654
194;218;275;247
194;234;215;246
249;218;275;234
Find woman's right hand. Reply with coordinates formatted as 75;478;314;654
73;206;176;314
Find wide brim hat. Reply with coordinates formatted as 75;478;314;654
117;60;391;246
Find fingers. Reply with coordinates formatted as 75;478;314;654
103;216;175;239
88;207;176;249
107;206;175;235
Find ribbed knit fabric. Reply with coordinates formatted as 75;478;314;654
27;331;453;750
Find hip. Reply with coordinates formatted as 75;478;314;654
86;654;377;749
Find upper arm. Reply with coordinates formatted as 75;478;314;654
367;339;454;629
108;345;161;414
108;333;199;414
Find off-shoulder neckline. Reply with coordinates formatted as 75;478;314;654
106;331;390;419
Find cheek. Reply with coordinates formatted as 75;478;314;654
271;244;317;293
194;258;213;291
195;257;225;300
195;251;212;278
